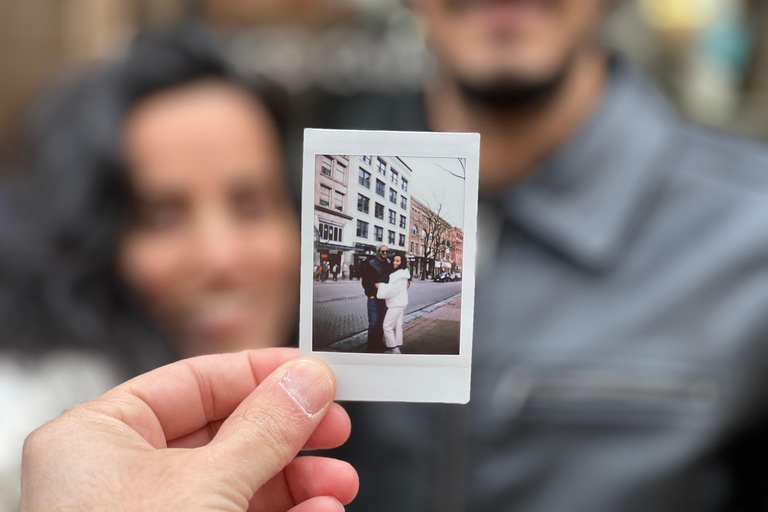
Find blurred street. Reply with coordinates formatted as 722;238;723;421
312;279;461;351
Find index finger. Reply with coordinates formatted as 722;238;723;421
89;348;300;448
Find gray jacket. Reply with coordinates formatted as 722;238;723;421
331;59;768;512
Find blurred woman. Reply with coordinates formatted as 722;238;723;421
376;254;410;354
4;24;300;365
0;24;300;509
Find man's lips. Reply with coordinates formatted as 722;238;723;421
450;0;552;10
450;0;552;31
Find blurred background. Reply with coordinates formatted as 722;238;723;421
0;1;767;510
1;0;768;181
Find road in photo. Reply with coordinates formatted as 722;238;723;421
313;280;461;350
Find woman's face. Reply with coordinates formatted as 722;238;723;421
118;81;300;357
393;256;401;269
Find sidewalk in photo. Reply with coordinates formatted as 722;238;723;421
400;297;461;355
328;295;461;354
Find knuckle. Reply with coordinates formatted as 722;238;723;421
22;427;45;457
22;421;57;462
23;405;92;462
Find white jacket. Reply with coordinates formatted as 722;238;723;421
376;268;410;308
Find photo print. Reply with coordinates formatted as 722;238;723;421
300;129;479;403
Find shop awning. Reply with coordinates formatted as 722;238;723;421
316;242;361;252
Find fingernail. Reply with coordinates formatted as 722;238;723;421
280;360;333;416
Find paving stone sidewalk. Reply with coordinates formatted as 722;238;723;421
400;297;461;355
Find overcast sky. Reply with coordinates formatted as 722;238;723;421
399;156;466;229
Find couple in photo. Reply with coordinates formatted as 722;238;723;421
361;244;410;354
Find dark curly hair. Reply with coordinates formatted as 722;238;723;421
0;23;289;373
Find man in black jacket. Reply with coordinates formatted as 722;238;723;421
329;1;768;511
360;245;392;353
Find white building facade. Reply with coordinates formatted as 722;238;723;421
314;154;412;277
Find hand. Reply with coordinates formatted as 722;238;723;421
407;282;411;289
21;349;357;512
375;283;380;289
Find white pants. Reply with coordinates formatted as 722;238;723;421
382;306;405;348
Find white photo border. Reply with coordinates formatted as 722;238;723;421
300;129;479;403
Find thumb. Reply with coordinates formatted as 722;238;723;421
204;358;336;497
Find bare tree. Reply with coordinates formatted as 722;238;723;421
419;200;451;280
412;157;465;279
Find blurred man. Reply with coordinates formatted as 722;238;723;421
333;1;768;511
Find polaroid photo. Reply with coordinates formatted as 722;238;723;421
299;129;479;404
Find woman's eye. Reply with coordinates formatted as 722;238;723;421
135;202;183;230
234;191;264;219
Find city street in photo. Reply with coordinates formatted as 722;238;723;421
311;153;466;354
314;279;462;353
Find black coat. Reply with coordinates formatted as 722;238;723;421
361;257;392;297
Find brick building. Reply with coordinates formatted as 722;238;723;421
448;227;463;273
407;196;459;279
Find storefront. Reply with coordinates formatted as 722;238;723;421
315;242;360;277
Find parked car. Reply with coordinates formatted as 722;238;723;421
453;273;462;281
449;273;457;281
434;272;450;283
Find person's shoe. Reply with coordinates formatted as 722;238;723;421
392;347;401;354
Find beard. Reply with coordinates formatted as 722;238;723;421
455;59;572;111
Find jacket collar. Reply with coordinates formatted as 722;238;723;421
500;59;682;270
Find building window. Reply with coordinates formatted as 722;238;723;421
401;178;408;192
334;191;344;212
389;210;397;225
400;196;407;209
390;169;398;185
357;194;370;214
374;226;383;242
399;215;406;229
399;234;406;247
389;189;397;203
319;221;343;242
376;180;385;197
358;168;371;188
422;229;427;239
320;185;331;207
388;230;396;245
334;162;346;183
375;203;384;220
410;242;414;253
321;156;332;177
377;158;387;175
411;224;418;236
362;155;373;165
357;220;369;238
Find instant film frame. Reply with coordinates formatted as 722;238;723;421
300;129;479;403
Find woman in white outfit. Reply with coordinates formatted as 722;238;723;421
376;255;410;354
